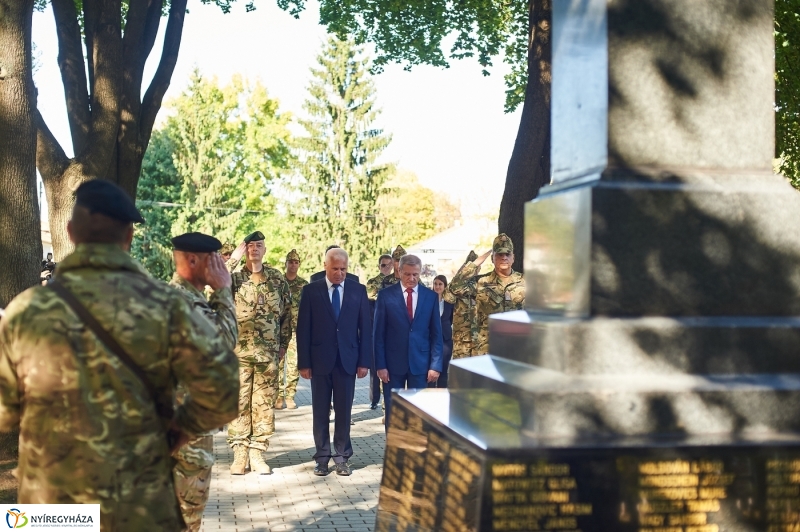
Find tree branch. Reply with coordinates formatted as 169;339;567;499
141;0;164;72
141;0;187;146
83;0;99;102
51;0;91;155
35;110;70;183
79;0;123;178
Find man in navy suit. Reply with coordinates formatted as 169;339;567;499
374;254;443;427
297;248;371;476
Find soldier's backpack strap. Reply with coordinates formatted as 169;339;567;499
48;281;175;421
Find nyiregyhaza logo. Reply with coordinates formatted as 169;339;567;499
2;505;98;530
5;509;27;529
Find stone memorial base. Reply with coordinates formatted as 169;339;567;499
376;389;800;532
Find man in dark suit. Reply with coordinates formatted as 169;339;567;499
374;254;443;427
297;248;372;476
309;245;359;283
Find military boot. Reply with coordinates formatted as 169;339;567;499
285;397;297;409
230;445;248;475
274;397;284;410
249;448;271;475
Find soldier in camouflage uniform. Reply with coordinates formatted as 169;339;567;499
443;250;479;359
226;231;292;475
448;234;526;356
169;233;239;532
380;245;406;292
365;253;394;302
0;180;240;532
220;242;235;262
275;249;307;410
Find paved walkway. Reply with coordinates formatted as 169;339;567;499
200;376;385;532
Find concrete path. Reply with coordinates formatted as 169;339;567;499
200;375;385;532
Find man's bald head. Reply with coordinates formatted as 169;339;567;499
67;205;134;248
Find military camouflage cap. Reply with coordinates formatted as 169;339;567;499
492;233;514;254
171;232;222;253
392;245;407;261
286;249;301;262
75;179;145;224
466;250;478;263
220;242;235;255
244;231;265;243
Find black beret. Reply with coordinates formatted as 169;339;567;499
243;231;265;243
74;179;145;224
171;232;222;253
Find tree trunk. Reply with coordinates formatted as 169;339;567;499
36;0;187;261
0;0;41;308
498;0;552;272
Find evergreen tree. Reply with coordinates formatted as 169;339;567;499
131;130;181;281
131;70;295;278
294;37;393;277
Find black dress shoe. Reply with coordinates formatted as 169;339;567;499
314;463;330;476
370;402;379;410
334;462;351;476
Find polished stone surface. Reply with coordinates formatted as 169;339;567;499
550;0;774;186
488;311;800;375
526;170;800;318
607;0;774;171
448;355;800;439
375;391;800;532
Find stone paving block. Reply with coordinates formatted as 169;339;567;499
199;376;384;532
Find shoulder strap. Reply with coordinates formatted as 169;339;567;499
48;281;174;421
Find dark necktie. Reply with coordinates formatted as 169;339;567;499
406;287;413;321
332;284;341;321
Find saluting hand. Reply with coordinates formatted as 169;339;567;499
475;250;492;266
205;253;232;290
230;241;247;264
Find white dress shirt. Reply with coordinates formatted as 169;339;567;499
439;298;444;317
401;283;419;317
325;277;345;309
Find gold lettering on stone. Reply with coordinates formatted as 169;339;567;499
636;459;729;532
491;461;591;532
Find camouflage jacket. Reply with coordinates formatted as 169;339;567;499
380;274;400;292
0;244;240;529
285;275;309;332
230;264;292;355
448;263;526;356
443;276;479;359
169;273;238;352
366;273;385;301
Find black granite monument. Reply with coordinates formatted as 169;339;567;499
375;0;800;530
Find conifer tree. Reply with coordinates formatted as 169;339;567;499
294;37;393;277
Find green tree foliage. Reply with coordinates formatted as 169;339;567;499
131;130;181;280
131;71;294;278
280;0;529;113
776;0;800;188
378;170;461;248
293;37;393;277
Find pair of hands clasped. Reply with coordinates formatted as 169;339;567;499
377;369;440;384
299;367;369;380
299;367;439;383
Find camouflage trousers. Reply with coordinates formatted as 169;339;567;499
451;339;473;360
173;433;214;532
227;353;278;452
278;338;299;400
